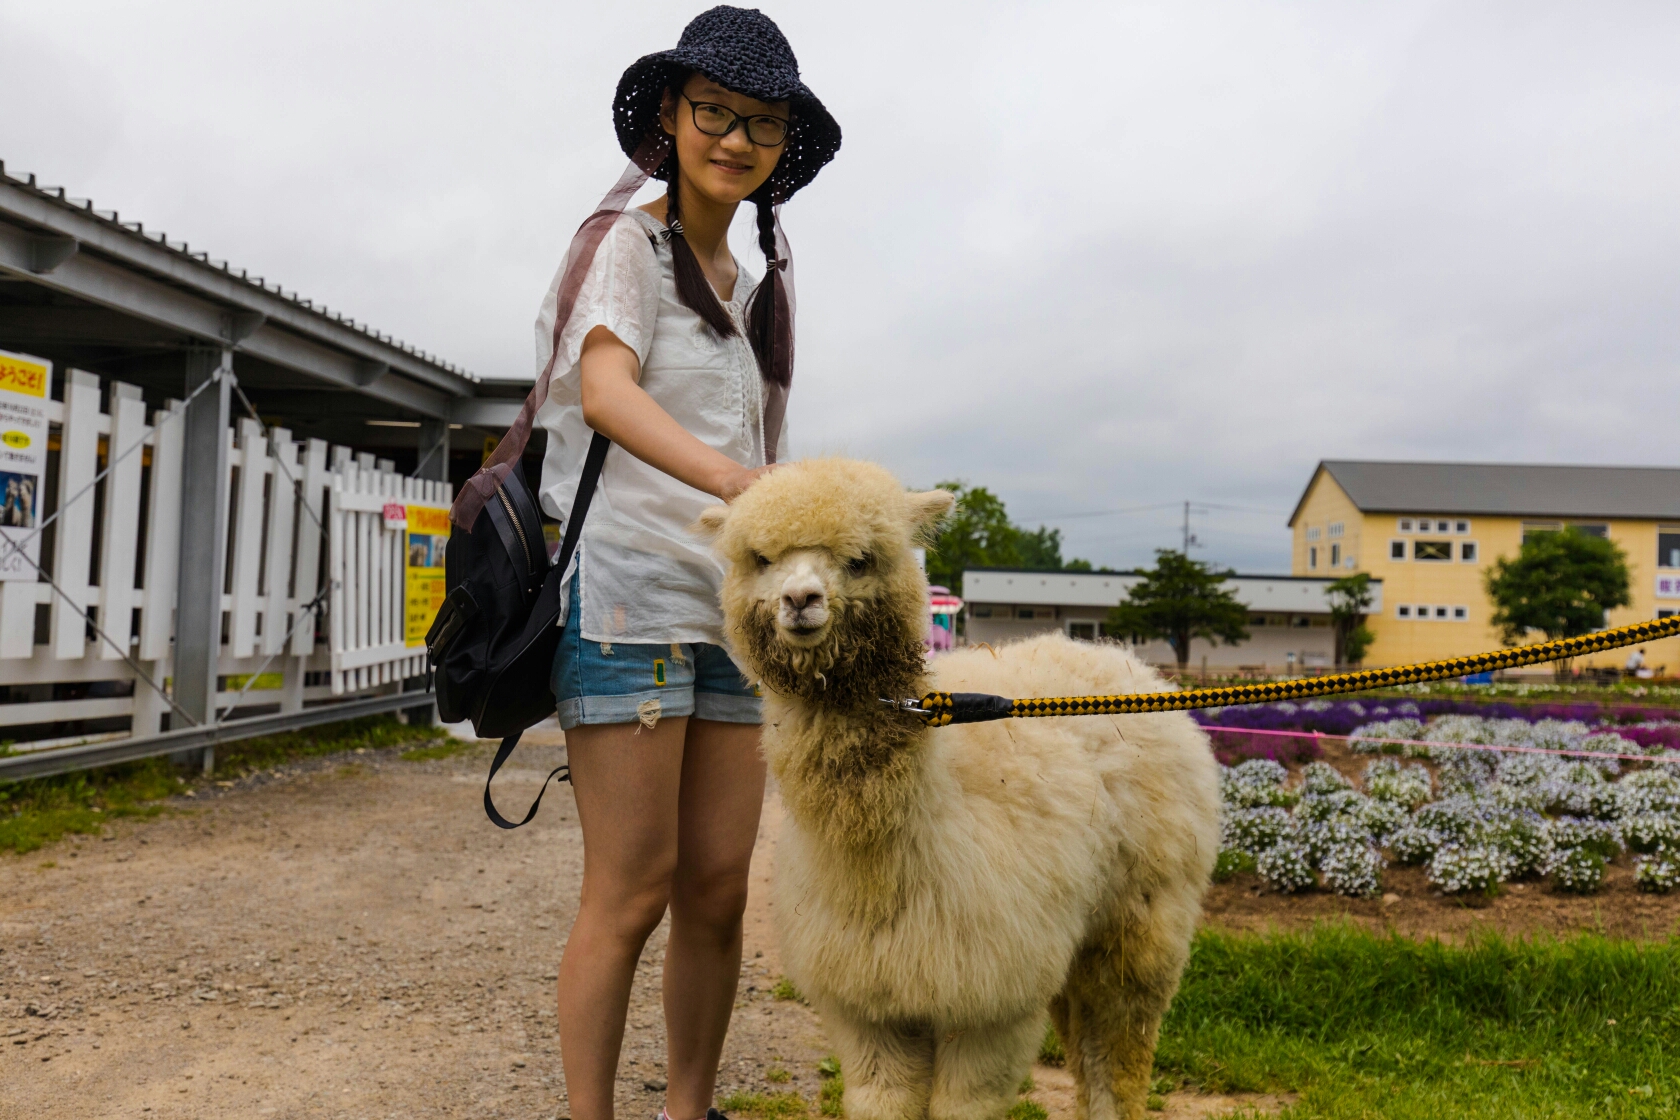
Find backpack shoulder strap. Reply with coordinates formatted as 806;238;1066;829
481;431;611;830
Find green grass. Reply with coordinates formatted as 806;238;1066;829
718;1090;812;1118
772;975;805;1002
398;737;478;762
1146;925;1680;1118
0;716;447;854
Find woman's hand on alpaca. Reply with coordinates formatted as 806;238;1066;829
579;325;761;501
717;463;776;503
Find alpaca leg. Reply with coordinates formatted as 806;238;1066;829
1048;990;1095;1120
816;1002;932;1120
928;1014;1043;1120
1063;909;1192;1120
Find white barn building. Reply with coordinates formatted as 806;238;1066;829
961;568;1383;674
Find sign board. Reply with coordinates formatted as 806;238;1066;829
405;505;451;646
382;501;408;530
0;349;51;582
1656;576;1680;600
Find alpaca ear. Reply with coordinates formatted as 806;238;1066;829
906;489;956;538
691;504;731;540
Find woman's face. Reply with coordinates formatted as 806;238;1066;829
660;74;789;206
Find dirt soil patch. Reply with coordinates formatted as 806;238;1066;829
18;724;1658;1118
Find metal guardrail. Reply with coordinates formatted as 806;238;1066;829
0;689;434;781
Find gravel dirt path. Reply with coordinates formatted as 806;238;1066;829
23;724;1658;1117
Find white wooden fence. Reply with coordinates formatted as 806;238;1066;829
0;369;449;752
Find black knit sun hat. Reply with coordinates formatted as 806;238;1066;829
614;6;841;201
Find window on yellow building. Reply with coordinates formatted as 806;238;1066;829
1309;546;1317;568
1569;523;1608;538
1330;543;1340;566
1329;522;1344;538
1453;606;1468;620
1414;540;1452;561
1397;605;1411;618
1523;521;1562;541
1460;541;1478;562
1389;540;1405;560
1398;518;1413;532
1658;529;1680;569
1455;520;1471;533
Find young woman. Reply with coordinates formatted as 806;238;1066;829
530;9;840;1120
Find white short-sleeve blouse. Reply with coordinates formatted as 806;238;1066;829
534;209;786;646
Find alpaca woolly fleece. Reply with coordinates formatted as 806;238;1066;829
696;459;1221;1120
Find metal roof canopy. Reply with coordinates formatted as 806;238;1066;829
0;162;526;442
1292;460;1680;526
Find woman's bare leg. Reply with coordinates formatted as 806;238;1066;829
662;718;767;1120
557;716;689;1120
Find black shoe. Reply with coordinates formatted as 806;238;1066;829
706;1111;730;1120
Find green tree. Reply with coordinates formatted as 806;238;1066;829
1107;550;1250;671
1485;528;1631;680
1326;572;1376;668
925;482;1091;595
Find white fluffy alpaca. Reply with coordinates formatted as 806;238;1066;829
696;459;1220;1120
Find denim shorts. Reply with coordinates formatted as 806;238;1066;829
551;579;762;730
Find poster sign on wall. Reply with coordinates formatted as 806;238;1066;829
0;348;51;582
404;505;451;646
1656;576;1680;599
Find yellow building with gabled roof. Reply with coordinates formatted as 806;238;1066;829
1289;461;1680;674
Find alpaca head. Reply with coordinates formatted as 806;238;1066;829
695;460;954;705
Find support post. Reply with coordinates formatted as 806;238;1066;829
409;421;447;726
172;348;232;772
416;419;449;483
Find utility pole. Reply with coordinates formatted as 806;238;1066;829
1181;501;1200;554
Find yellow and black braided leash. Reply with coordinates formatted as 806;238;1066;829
907;615;1680;726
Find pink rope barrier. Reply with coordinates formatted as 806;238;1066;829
1198;722;1679;765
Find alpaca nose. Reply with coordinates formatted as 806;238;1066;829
783;587;825;612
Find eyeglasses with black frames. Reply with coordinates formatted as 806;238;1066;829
682;95;790;147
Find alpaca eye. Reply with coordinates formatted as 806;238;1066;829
753;552;771;570
846;553;873;576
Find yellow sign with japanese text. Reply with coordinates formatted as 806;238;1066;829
0;350;49;398
404;505;451;646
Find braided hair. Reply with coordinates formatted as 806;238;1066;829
744;186;792;388
662;167;739;339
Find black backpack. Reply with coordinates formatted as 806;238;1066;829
425;433;610;829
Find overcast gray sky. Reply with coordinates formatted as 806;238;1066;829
6;1;1678;573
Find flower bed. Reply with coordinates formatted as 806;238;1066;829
1215;711;1680;900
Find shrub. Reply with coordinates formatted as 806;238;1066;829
1298;817;1370;864
1489;810;1552;879
1256;838;1315;893
1550;845;1607;894
1347;718;1424;754
1389;825;1444;866
1221;806;1291;854
1300;761;1353;796
1547;816;1621;859
1355;796;1409;842
1363;758;1432;809
1415;796;1497;843
1297;789;1366;824
1213;849;1257;882
1220;760;1296;809
1633;854;1680;893
1427;843;1513;896
1621;812;1680;854
1320;841;1384;897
